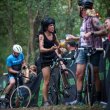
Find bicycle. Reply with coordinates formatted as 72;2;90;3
0;72;32;109
10;71;32;108
0;73;9;109
48;56;76;105
78;47;103;106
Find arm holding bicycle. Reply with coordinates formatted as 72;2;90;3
7;67;19;74
7;61;27;74
55;49;67;70
6;58;20;74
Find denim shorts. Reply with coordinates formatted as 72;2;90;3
75;50;102;67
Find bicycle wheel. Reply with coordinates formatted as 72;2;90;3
59;68;76;104
10;85;31;108
48;70;59;105
83;63;95;106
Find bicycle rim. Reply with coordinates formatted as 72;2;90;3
84;63;95;106
48;73;59;105
60;68;76;104
10;85;31;108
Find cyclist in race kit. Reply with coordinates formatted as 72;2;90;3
70;0;104;105
38;17;61;106
4;44;27;100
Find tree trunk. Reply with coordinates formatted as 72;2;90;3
5;1;15;45
66;0;73;33
26;6;34;63
26;7;41;63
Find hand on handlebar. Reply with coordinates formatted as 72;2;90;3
16;71;23;77
16;71;20;74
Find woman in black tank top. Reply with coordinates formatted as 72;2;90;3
40;33;57;67
38;17;60;106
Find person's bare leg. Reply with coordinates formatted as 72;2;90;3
76;64;86;91
4;78;15;94
42;66;50;102
76;64;86;102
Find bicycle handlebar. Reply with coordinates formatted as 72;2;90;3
78;47;104;57
17;72;30;79
78;47;104;51
56;57;74;62
51;56;74;69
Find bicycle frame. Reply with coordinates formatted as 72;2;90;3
9;72;31;108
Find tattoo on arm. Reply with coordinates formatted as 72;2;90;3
39;35;44;49
92;18;101;30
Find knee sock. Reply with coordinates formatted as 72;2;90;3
96;91;101;101
77;91;82;102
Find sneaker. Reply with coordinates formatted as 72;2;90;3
100;101;107;109
44;101;50;107
70;100;84;105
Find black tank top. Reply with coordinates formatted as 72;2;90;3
40;33;57;64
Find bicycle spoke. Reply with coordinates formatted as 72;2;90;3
60;69;76;104
10;86;31;108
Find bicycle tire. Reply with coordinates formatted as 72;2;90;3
48;71;59;105
10;85;31;108
83;63;95;106
59;68;76;104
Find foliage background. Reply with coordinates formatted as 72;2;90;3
0;0;110;73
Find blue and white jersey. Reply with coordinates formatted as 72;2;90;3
6;53;24;73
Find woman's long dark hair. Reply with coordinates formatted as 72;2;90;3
38;17;56;35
